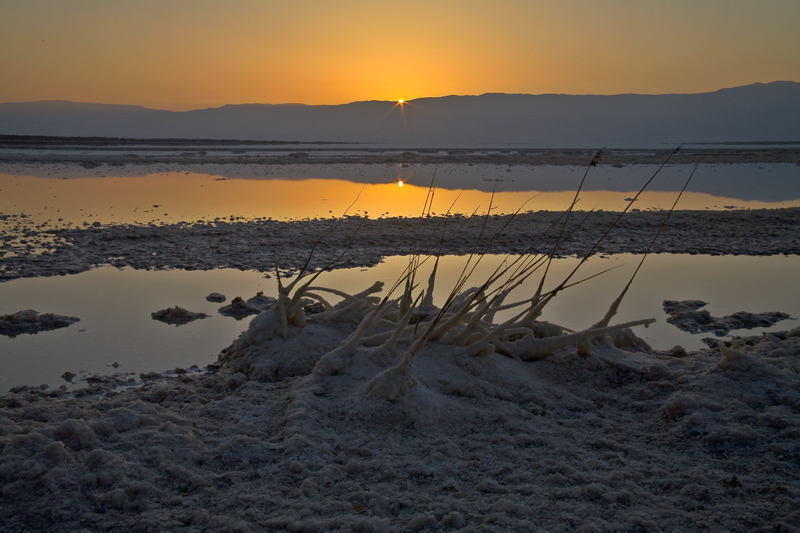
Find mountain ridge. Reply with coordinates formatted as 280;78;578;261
1;82;798;148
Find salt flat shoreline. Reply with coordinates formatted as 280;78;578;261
3;145;800;167
2;208;799;282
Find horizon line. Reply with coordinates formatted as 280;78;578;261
1;80;797;113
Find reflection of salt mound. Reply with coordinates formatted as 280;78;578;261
150;306;209;326
0;309;80;337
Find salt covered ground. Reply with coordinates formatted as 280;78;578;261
1;281;799;531
2;208;799;282
2;239;799;531
2;155;800;531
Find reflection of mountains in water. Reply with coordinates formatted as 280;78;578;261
6;158;798;204
1;81;799;148
297;162;800;204
333;162;800;204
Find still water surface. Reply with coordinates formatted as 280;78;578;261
1;163;798;389
2;163;799;229
1;254;797;391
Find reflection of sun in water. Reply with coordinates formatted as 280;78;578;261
398;180;404;187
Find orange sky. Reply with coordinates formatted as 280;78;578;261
1;0;799;110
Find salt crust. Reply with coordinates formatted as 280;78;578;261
2;208;799;281
1;284;799;530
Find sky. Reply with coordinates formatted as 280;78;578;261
1;0;799;111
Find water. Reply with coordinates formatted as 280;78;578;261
2;163;799;231
1;162;798;390
1;254;797;391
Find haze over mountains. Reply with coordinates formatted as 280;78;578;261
1;82;798;148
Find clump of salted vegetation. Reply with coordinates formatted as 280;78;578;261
220;149;693;409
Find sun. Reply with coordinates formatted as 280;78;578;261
398;180;404;187
397;99;404;104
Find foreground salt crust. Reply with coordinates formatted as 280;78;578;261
3;208;800;282
2;269;799;531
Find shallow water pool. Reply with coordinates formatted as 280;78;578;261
1;253;797;391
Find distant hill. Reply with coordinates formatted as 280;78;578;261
1;82;798;148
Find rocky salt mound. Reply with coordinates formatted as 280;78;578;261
218;292;277;320
664;300;793;336
2;267;800;531
150;306;210;326
0;309;80;338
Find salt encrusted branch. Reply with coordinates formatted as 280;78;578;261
496;318;657;361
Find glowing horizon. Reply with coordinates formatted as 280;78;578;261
1;1;799;111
